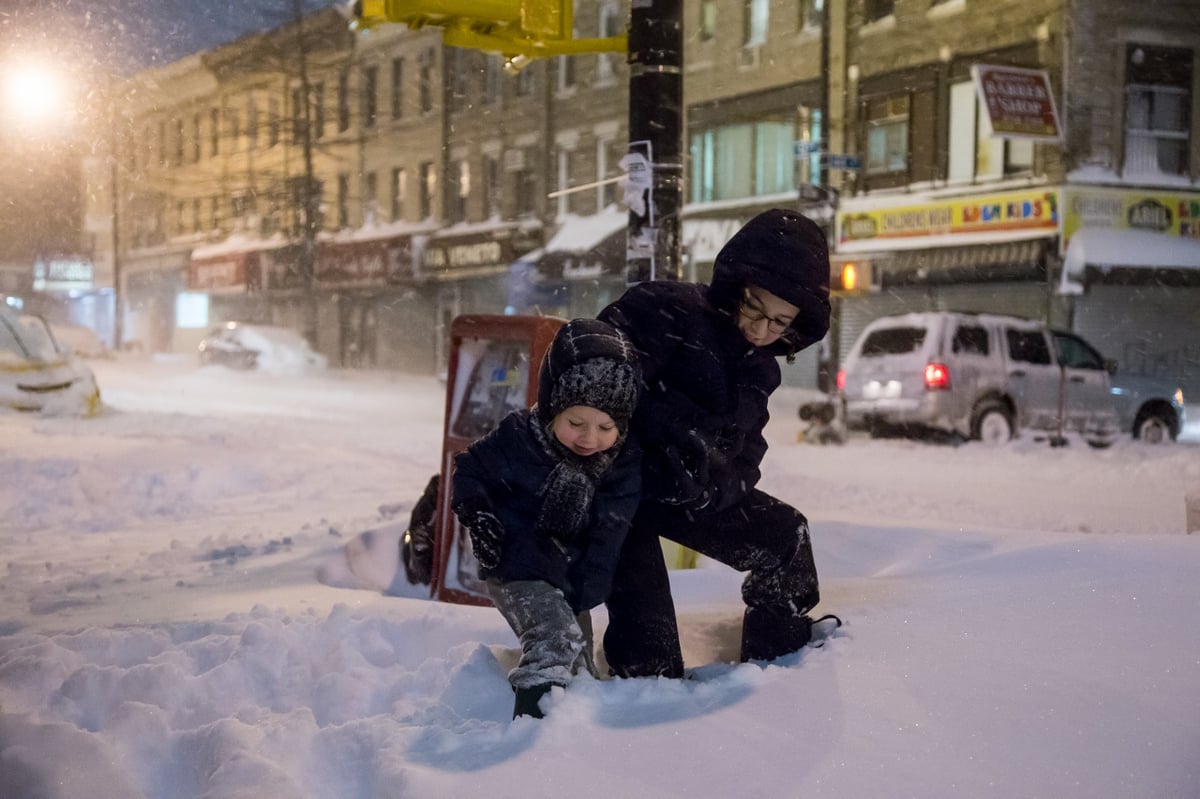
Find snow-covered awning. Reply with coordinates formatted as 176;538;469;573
1059;228;1200;295
539;208;627;280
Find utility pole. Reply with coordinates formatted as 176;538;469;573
625;0;683;285
292;0;321;348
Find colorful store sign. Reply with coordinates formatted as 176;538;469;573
1062;186;1200;254
837;188;1059;250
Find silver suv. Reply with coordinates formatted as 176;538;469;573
838;312;1185;446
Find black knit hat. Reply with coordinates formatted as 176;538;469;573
707;208;831;355
536;318;640;432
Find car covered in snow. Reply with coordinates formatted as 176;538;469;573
837;311;1185;446
50;322;113;359
198;322;328;373
0;306;102;416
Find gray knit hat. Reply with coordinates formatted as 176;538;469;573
536;319;640;432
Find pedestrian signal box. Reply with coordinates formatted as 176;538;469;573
431;314;565;605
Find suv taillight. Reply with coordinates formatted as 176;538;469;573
924;362;951;390
836;369;846;392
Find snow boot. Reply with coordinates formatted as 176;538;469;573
740;607;842;662
512;683;554;719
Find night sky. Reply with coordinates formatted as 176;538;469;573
1;0;335;74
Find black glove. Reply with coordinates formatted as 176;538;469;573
657;445;713;510
456;506;505;571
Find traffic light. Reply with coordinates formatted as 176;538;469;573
347;0;625;61
830;260;875;294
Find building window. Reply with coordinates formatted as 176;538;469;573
158;121;167;166
800;0;823;31
556;148;574;218
363;66;378;128
557;54;577;95
364;172;378;225
597;3;621;83
337;173;350;229
311;83;325;140
689;118;794;203
510;149;537;216
484;155;501;217
268;97;280;147
291;87;306;144
246;98;258;151
449;160;470;223
515;63;535;97
700;0;717;41
209;109;220;157
948;80;1033;183
483;56;502;104
864;0;895;21
192;114;202;162
391;57;404;119
865;95;909;175
1124;44;1192;178
419;161;436;219
597;138;621;208
391;167;407;221
338;71;351;132
743;0;768;47
228;111;240;153
173;119;184;166
450;50;470;112
419;51;435;113
193;198;202;234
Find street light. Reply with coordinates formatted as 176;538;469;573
0;56;75;137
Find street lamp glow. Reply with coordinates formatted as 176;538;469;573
1;58;75;133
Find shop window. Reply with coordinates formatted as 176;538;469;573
948;80;1034;183
865;95;909;176
1124;44;1192;178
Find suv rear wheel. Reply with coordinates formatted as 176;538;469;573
1133;408;1176;444
972;400;1014;445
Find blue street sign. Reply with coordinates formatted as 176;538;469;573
824;154;862;170
793;140;822;157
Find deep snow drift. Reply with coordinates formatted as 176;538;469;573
1;356;1198;799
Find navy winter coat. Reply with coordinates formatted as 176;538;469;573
451;408;642;613
598;208;831;513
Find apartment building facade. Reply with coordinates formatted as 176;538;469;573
84;0;1199;391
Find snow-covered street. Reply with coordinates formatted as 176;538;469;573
2;356;1199;798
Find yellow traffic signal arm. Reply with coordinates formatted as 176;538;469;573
351;0;627;59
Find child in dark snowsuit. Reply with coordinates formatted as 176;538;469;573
451;318;641;719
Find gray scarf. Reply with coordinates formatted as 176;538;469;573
528;407;621;550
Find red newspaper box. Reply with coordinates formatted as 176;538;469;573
431;314;565;605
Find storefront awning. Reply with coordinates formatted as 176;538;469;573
1060;228;1200;294
538;209;627;280
855;238;1049;287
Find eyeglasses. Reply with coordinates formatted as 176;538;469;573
738;289;794;335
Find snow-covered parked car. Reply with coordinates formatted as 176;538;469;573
0;306;101;416
50;322;113;359
198;322;328;373
837;311;1183;446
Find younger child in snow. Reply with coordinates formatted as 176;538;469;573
451;318;642;719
